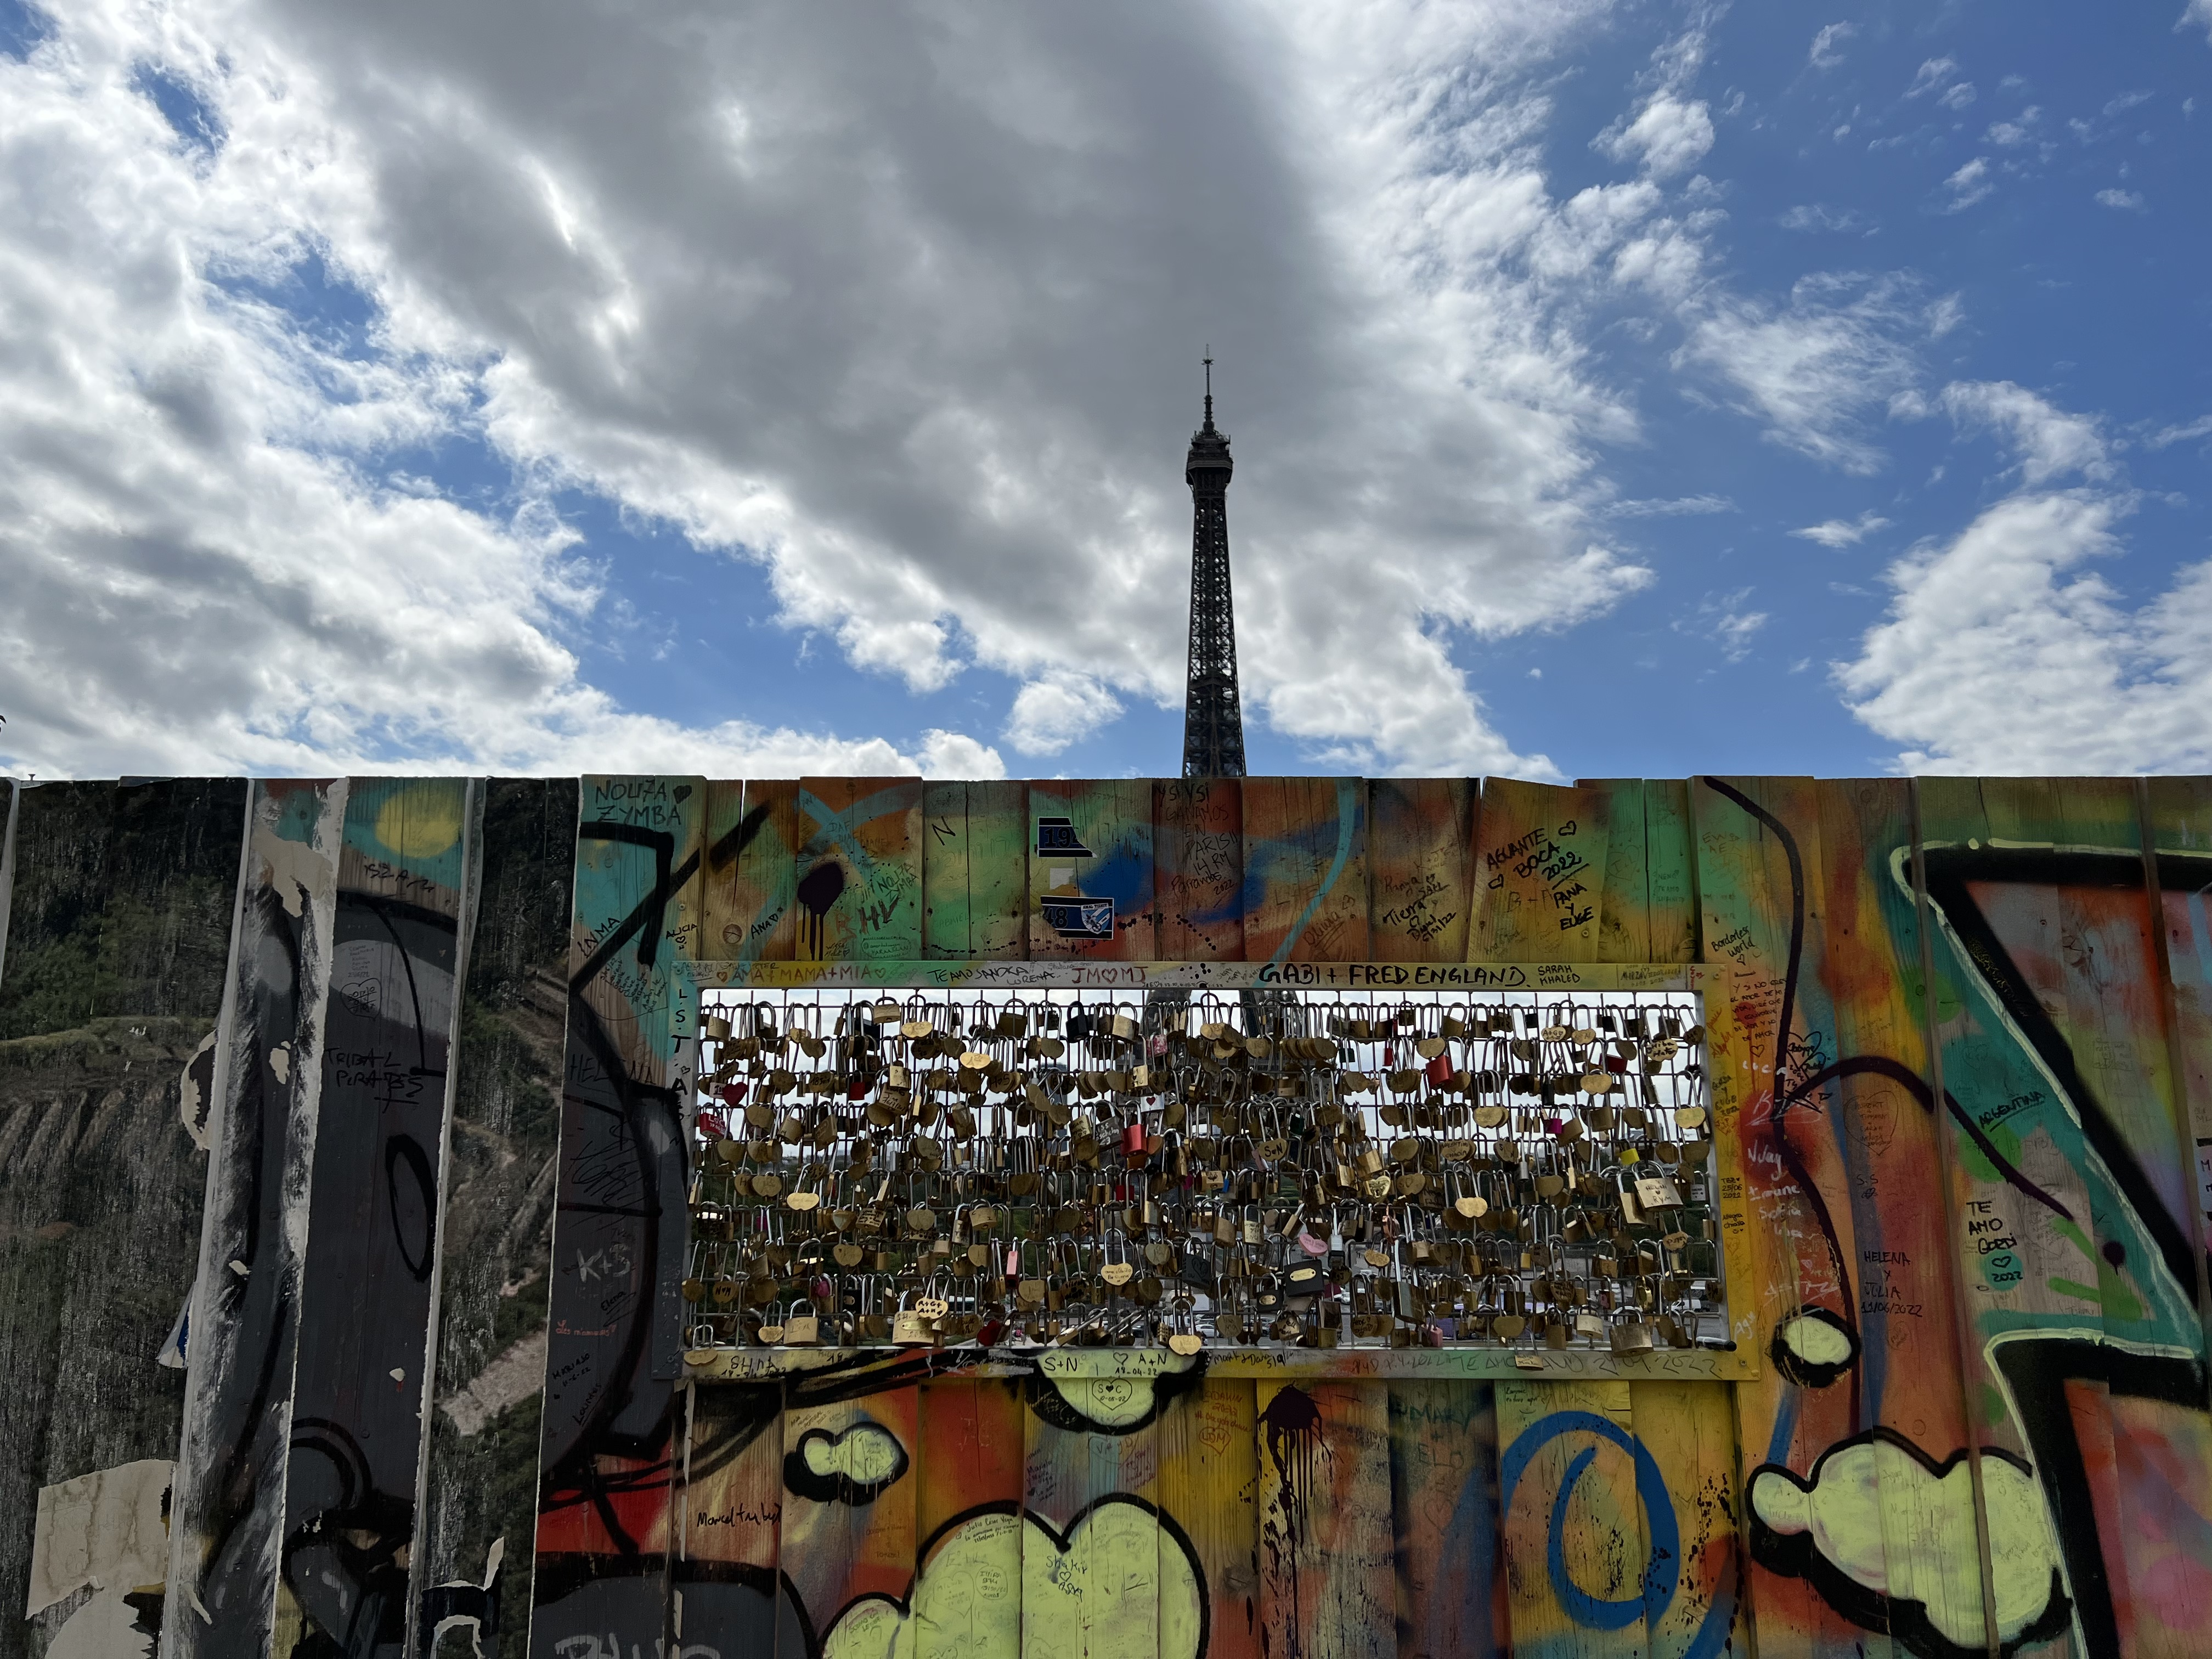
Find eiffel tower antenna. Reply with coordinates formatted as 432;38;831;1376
1181;351;1245;777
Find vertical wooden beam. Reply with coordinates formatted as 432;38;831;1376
1241;778;1370;963
926;780;1028;961
781;1385;919;1646
1027;780;1157;960
1628;1381;1739;1659
529;775;704;1655
277;778;476;1651
1641;781;1699;964
1577;780;1650;965
1472;779;1609;962
912;1379;1027;1659
718;780;799;963
1494;1379;1648;1659
2145;777;2212;1258
1154;778;1244;963
674;1381;790;1658
1254;1379;1392;1659
413;777;578;1655
171;779;348;1657
1158;1376;1261;1659
0;779;247;1658
795;778;923;962
1387;1379;1505;1659
1368;780;1475;964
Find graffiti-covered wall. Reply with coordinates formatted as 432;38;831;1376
2;773;2208;1659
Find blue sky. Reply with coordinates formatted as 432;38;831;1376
1;0;2208;783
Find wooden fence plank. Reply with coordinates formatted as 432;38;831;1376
1154;778;1244;963
677;1380;791;1658
1023;1374;1179;1659
415;777;577;1657
924;781;1028;961
1472;779;1609;962
1387;1379;1506;1659
906;1379;1027;1659
1494;1378;1647;1659
2146;776;2212;1257
1643;781;1699;964
1691;774;1876;1659
170;779;348;1657
278;778;476;1652
1628;1381;1739;1659
1255;1379;1392;1659
0;779;246;1658
797;778;924;962
1242;779;1370;963
1368;779;1475;964
1158;1376;1260;1659
529;775;703;1655
781;1385;921;1641
1578;780;1650;965
1028;780;1156;960
717;779;799;963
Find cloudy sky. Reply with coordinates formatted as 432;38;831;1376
1;0;2207;785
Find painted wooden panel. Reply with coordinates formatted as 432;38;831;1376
1242;778;1370;963
171;779;347;1658
1494;1379;1648;1659
1368;779;1475;963
912;1378;1028;1659
414;778;575;1657
279;778;476;1655
0;778;247;1659
1643;780;1699;964
1155;777;1245;963
531;775;704;1656
1255;1379;1393;1659
713;778;799;963
1158;1376;1261;1659
925;780;1029;961
678;1380;793;1659
1790;778;1978;1659
1692;774;1882;1659
1028;780;1157;960
781;1386;919;1638
797;777;924;961
1022;1373;1180;1659
1386;1379;1505;1659
1580;780;1651;966
1472;779;1609;962
2145;776;2212;1254
1627;1381;1739;1659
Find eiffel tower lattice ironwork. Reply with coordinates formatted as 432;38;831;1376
1181;353;1246;778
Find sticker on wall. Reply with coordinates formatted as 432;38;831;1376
1039;896;1115;939
1035;817;1093;858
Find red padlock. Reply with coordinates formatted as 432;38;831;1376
696;1109;727;1139
719;1080;749;1108
1121;1120;1148;1155
1425;1051;1453;1087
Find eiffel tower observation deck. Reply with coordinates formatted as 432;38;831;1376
1181;354;1245;778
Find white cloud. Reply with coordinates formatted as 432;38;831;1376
2096;187;2147;211
1941;157;1993;211
1938;81;1977;110
1790;511;1890;547
1603;494;1737;518
1679;588;1766;662
1838;490;2212;772
1597;94;1716;178
2183;0;2212;43
2149;414;2212;448
1937;381;2111;483
1906;58;1959;98
1678;275;1930;473
1003;673;1122;757
1808;23;1854;70
1986;108;2041;145
0;0;1687;783
1779;204;1873;233
917;730;1007;779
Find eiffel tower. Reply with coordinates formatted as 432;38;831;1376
1180;353;1245;778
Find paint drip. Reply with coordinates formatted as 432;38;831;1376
1259;1386;1327;1659
796;861;845;959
